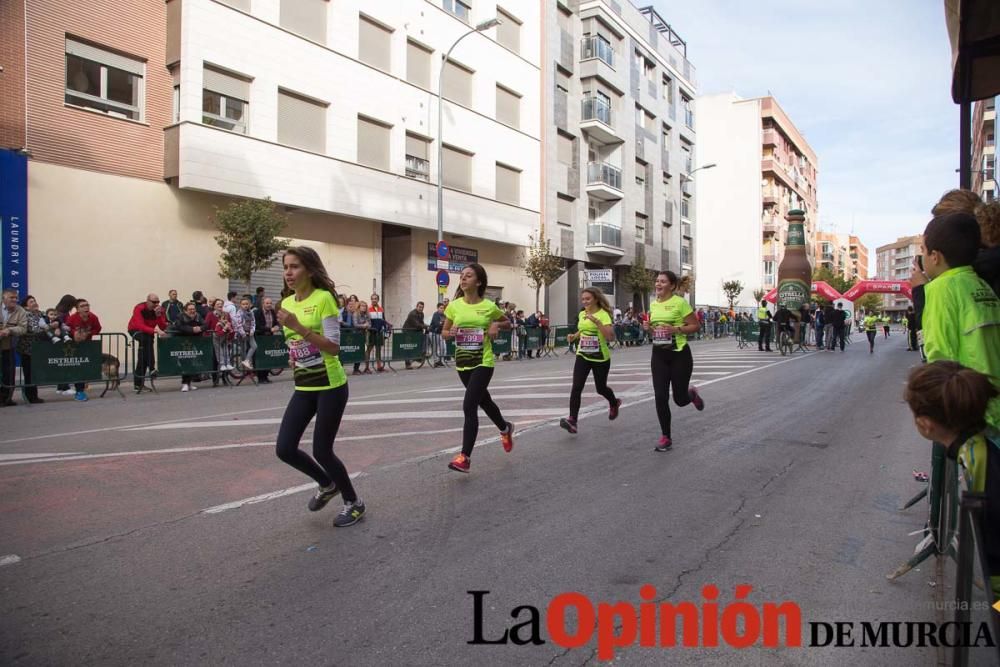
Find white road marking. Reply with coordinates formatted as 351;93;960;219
0;555;22;567
129;409;567;430
0;453;81;462
0;428;467;467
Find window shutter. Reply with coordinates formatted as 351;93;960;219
279;0;328;44
357;116;391;170
203;65;249;101
66;38;143;75
278;89;326;153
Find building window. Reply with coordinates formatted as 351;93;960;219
495;85;521;129
64;38;144;121
557;194;574;226
279;0;327;44
635;161;645;189
358;15;392;72
496;8;521;53
407;40;432;89
635;214;647;243
202;67;249;134
680;198;690;219
405;133;431;180
357;116;391;170
443;0;470;23
643;57;655;82
443;145;472;192
496;163;520;205
277;88;327;153
171;66;180;123
557;131;574;165
643;110;656;133
662;75;673;104
662;124;671;148
442;59;473;107
681;92;693;129
556;66;571;94
681;145;692;173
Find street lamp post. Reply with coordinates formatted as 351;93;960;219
680;163;716;306
436;18;500;244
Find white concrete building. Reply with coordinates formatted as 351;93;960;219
694;93;818;309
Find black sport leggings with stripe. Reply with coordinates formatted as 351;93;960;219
569;356;618;419
275;385;357;502
458;366;508;457
651;345;693;438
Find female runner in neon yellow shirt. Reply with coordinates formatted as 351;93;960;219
560;287;621;434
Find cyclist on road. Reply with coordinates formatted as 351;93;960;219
864;312;879;354
440;263;515;473
560;288;621;435
644;271;704;452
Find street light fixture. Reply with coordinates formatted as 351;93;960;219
436;18;501;245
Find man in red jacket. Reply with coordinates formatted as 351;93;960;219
65;298;103;401
128;294;167;393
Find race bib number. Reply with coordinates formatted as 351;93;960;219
455;327;485;351
653;326;674;347
287;338;323;368
578;335;600;354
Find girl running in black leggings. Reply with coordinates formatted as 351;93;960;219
560;287;621;434
644;271;704;452
440;263;514;473
275;246;364;527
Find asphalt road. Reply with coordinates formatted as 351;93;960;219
0;332;971;665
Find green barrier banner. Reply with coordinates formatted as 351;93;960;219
157;336;214;376
445;339;456;358
338;329;367;365
524;327;544;351
254;335;288;370
492;330;512;355
553;325;576;348
392;330;425;362
30;340;103;385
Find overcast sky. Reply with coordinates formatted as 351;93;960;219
653;0;958;269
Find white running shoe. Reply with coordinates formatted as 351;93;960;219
181;384;190;392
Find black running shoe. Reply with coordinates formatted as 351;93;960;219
308;483;340;512
688;386;705;411
559;417;578;434
333;499;366;527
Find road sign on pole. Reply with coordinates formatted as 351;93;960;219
436;240;450;259
436;270;450;287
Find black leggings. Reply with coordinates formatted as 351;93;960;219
866;331;877;349
569;356;617;419
651;345;693;438
458;366;508;457
275;385;357;502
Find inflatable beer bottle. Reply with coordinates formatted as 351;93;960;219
776;209;812;320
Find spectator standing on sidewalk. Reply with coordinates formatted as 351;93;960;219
0;289;27;407
368;293;388;372
920;212;1000;427
192;291;210;319
233;297;257;371
905;306;918;351
17;296;46;404
355;301;373;375
224;291;238;319
163;290;183;326
254;297;281;383
128;294;167;393
429;302;447;367
66;298;102;401
401;301;427;370
174;301;206;392
757;300;772;352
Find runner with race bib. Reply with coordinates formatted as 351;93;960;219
560;287;621;434
441;263;515;473
275;247;365;527
644;271;705;453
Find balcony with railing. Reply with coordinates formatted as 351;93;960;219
405;155;430;181
586;161;623;200
581;97;619;144
681;221;692;238
680;198;691;220
684;107;694;131
580;36;614;68
586;222;624;256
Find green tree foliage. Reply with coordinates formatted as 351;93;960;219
722;280;744;310
753;287;767;305
214;198;291;294
855;293;884;315
621;247;655;311
522;232;564;312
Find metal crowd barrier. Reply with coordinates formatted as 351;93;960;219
8;332;133;400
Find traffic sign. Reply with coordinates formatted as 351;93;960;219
436;240;450;259
436;270;450;287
